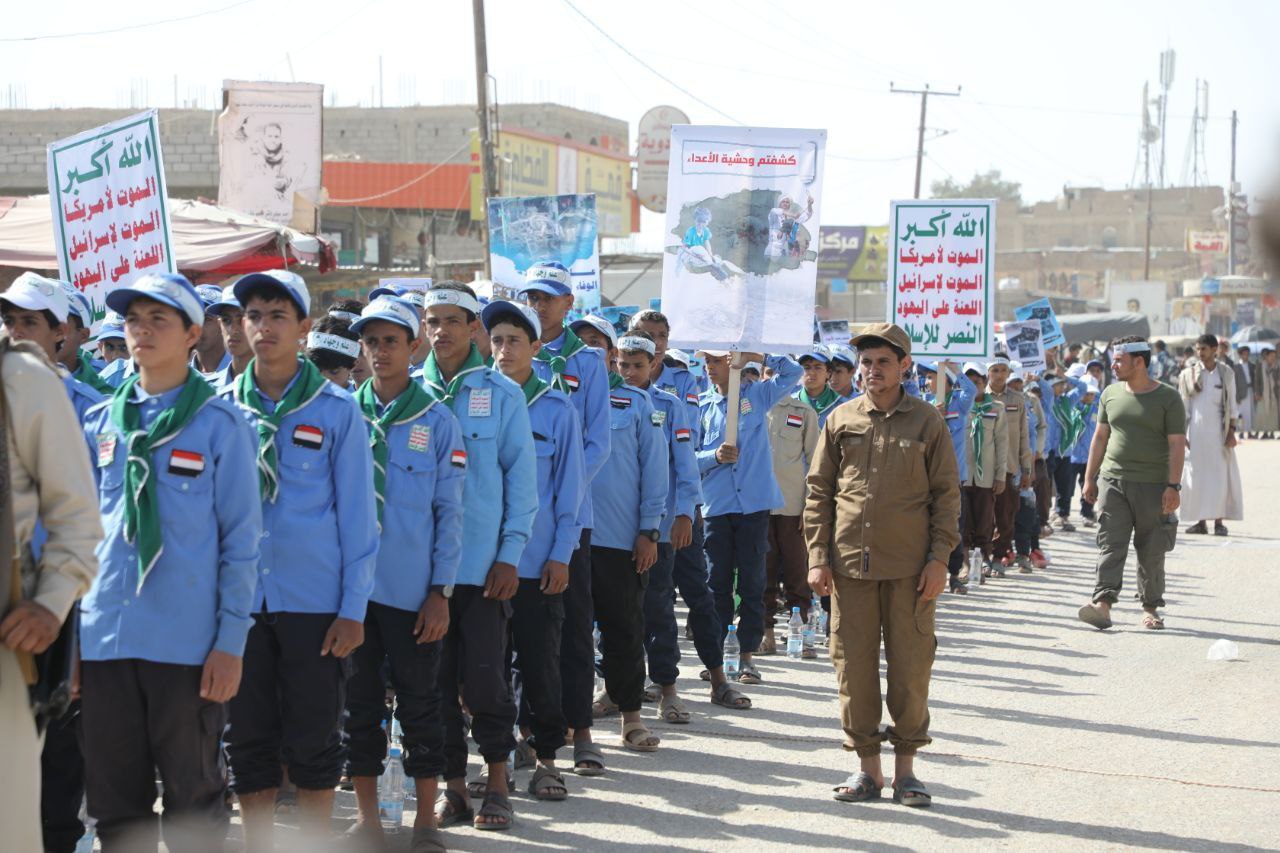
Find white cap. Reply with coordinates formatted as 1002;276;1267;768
1;272;71;323
962;360;985;376
1066;363;1088;379
1083;379;1101;395
665;348;692;368
570;313;617;348
742;361;763;373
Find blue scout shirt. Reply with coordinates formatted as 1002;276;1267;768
98;357;133;389
532;330;609;529
697;354;802;518
648;386;702;543
64;374;105;424
206;362;242;392
925;372;977;484
520;385;586;579
591;383;669;551
1038;376;1086;457
80;385;261;666
424;364;538;585
654;361;704;446
1071;400;1099;465
368;396;466;611
224;367;378;622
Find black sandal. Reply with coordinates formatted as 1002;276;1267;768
473;790;514;831
892;775;932;807
433;788;473;828
833;771;883;802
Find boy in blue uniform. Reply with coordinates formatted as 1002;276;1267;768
590;333;668;754
205;285;253;391
96;313;129;365
613;329;708;722
191;284;231;376
307;315;362;389
1040;371;1088;530
828;345;857;400
483;299;584;803
419;282;537;832
519;262;610;777
57;284;115;395
1072;379;1101;526
795;346;845;427
697;350;802;685
343;296;465;850
917;359;977;592
79;272;261;852
222;269;379;850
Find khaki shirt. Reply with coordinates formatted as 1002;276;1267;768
964;396;1008;489
767;395;819;517
988;386;1032;478
804;389;960;580
2;342;100;621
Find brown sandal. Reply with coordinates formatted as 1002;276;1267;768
1142;611;1165;630
622;720;660;752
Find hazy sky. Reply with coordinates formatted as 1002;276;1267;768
5;0;1278;243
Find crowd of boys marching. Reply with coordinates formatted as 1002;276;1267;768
1;261;1108;852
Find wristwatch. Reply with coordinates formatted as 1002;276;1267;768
640;529;660;542
1166;483;1181;491
429;584;454;599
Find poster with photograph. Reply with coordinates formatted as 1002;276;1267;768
660;125;826;354
47;109;175;323
1001;320;1046;374
1014;297;1066;350
218;80;323;225
487;193;600;318
819;318;851;346
889;199;995;358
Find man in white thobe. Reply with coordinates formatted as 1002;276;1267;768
1178;335;1243;535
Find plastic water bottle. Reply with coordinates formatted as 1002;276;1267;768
813;593;828;635
74;826;95;853
723;625;740;678
379;744;406;834
969;548;982;590
592;621;603;693
786;607;803;658
804;606;820;653
390;718;414;800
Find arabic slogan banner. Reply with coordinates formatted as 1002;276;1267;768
47;109;175;323
1013;297;1066;349
487;193;600;318
661;125;826;354
888;199;995;359
1001;320;1046;374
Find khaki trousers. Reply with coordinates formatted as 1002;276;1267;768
0;648;42;852
829;573;936;756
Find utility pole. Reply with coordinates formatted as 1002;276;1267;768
473;0;497;278
1228;109;1238;275
890;83;960;198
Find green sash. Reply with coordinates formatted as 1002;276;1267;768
970;395;996;482
535;326;587;393
422;344;486;407
75;349;115;395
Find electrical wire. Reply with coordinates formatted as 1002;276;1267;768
1;0;255;43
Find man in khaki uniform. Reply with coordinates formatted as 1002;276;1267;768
986;356;1032;567
961;362;1008;576
0;337;100;851
763;389;819;655
805;323;960;808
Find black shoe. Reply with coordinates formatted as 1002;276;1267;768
1185;521;1208;534
1213;522;1229;536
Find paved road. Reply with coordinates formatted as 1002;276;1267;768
259;441;1280;852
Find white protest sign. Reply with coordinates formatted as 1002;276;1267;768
47;109;175;323
888;198;995;358
1001;320;1045;374
661;125;826;354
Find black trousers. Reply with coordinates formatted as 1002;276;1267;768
81;659;227;853
439;586;517;780
346;601;444;780
590;546;647;713
559;528;595;730
226;612;349;794
509;579;566;760
948;491;971;577
672;511;724;671
1049;452;1076;517
41;704;85;853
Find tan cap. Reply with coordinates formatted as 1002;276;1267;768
849;322;912;356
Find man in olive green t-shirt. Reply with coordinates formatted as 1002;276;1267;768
1077;337;1187;631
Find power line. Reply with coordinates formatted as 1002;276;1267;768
558;0;743;125
0;0;255;43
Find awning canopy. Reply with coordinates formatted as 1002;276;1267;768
1055;311;1151;343
0;195;335;279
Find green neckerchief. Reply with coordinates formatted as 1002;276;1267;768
535;325;587;393
75;349;115;395
608;372;625;389
520;371;552;407
970;395;997;482
799;386;841;414
355;379;436;524
422;344;486;407
110;369;216;592
234;358;327;502
1053;393;1087;455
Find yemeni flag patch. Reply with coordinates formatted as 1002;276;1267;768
292;424;324;449
450;448;468;469
168;449;206;477
563;374;580;391
786;413;804;428
675;427;691;443
685;392;699;405
610;394;631;409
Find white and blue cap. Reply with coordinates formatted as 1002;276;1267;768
915;358;957;381
962;360;986;377
480;299;542;340
618;334;657;356
96;312;126;342
368;284;427;311
195;284;224;314
519;261;572;297
233;269;310;317
105;272;205;327
206;285;242;317
742;360;763;374
351;296;421;339
570;313;618;349
827;344;856;368
1;272;71;323
665;348;692;368
59;282;93;327
799;345;831;364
